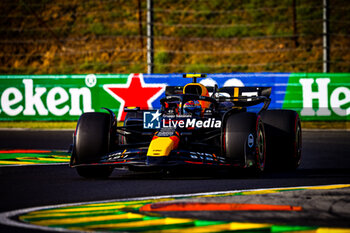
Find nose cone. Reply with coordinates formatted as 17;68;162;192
147;136;179;157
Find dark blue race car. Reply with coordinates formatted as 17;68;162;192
70;74;302;178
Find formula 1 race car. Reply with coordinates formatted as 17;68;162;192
70;74;302;178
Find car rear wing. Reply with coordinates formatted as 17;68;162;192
214;87;271;111
217;86;271;99
166;86;271;98
165;84;271;111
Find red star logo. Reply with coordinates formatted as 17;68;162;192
103;73;166;121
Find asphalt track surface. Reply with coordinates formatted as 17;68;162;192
0;129;350;232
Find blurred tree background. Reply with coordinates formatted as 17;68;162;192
0;0;349;74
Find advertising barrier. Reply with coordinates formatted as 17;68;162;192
0;73;349;121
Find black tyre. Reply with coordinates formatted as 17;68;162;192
224;112;260;168
74;112;114;178
261;110;302;170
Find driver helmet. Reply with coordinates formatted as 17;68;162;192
183;100;202;116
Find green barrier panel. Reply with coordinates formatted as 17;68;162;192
284;73;350;121
0;74;129;121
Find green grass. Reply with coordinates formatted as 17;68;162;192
1;0;349;74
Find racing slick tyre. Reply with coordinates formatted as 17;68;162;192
261;110;302;171
74;112;114;178
224;112;265;172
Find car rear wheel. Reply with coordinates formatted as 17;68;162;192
261;110;302;170
74;112;114;178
